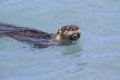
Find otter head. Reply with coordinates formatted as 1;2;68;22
55;25;81;43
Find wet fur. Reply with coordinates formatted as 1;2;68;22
0;22;51;40
0;22;80;48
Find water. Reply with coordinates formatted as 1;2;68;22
0;0;120;80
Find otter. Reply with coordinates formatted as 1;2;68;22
0;22;81;48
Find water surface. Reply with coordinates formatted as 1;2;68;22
0;0;120;80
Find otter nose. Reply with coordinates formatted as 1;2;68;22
71;33;80;41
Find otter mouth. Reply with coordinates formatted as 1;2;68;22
70;33;80;41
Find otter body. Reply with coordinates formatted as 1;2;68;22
0;22;81;48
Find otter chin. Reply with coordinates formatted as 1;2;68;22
0;22;81;48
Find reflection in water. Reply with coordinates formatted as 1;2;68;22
61;41;83;55
60;41;87;73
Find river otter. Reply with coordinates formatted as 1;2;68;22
0;22;81;48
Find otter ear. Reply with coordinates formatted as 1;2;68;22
58;29;62;34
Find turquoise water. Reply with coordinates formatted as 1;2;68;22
0;0;120;80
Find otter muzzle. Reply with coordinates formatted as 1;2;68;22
70;33;80;41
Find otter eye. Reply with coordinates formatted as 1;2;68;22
75;28;78;30
72;28;75;31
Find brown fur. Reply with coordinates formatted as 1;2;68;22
0;22;81;48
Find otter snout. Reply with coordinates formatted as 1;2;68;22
71;33;80;41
